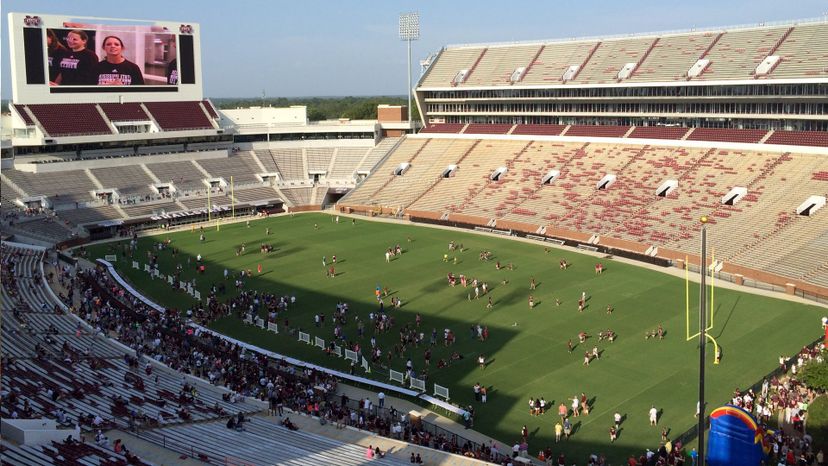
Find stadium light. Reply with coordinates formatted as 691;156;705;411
399;12;420;128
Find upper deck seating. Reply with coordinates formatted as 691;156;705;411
143;101;213;131
26;104;112;137
99;103;150;121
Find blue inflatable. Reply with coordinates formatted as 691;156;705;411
707;405;767;466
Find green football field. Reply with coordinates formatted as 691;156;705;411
89;212;824;461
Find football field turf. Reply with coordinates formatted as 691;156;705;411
91;212;824;461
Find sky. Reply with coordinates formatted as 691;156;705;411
2;0;826;98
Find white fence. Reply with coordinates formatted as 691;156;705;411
344;349;358;363
315;336;325;349
298;331;310;344
434;384;450;401
410;377;425;392
267;322;279;333
361;356;371;373
389;369;405;384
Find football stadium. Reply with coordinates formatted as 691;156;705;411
1;6;827;466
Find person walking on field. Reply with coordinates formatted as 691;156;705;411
649;405;658;426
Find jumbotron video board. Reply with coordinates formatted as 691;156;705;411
8;13;203;103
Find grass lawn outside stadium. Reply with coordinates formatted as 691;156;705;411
88;212;824;462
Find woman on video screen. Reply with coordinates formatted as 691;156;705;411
46;29;67;84
54;29;98;85
93;35;145;85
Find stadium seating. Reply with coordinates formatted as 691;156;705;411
511;124;567;136
769;24;828;79
143;101;214;130
420;124;465;134
306;148;334;172
572;37;655;83
99;102;151;122
0;246;258;434
2;169;96;204
628;126;692;140
694;27;789;80
519;41;598;85
627;33;719;82
90;166;155;198
26;104;113;137
463;123;513;135
341;136;828;289
686;128;768;144
329;147;371;179
197;152;262;184
565;125;631;138
419;47;487;87
765;130;828;147
146;160;207;191
147;416;406;466
462;45;539;86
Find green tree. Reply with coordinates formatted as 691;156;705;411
800;358;828;391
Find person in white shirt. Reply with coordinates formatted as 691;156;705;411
649;405;658;426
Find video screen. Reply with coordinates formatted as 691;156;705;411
24;21;188;91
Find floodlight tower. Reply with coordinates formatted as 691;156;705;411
399;12;420;129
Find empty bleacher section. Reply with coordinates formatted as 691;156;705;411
686;128;767;144
518;41;597;84
90;166;155;198
143;101;214;130
766;131;828;148
693;26;789;80
279;187;313;206
572;38;654;83
26;104;112;137
463;124;513;135
769;24;828;79
358;138;401;172
628;126;692;140
147;416;406;466
462;44;540;86
306;148;334;172
99;102;151;122
565;125;630;138
271;150;306;181
55;206;123;226
2;169;95;204
627;33;718;82
511;124;567;136
329;147;370;179
420;124;465;134
419;22;828;87
145;160;206;190
419;47;487;87
197;152;261;183
232;186;279;204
